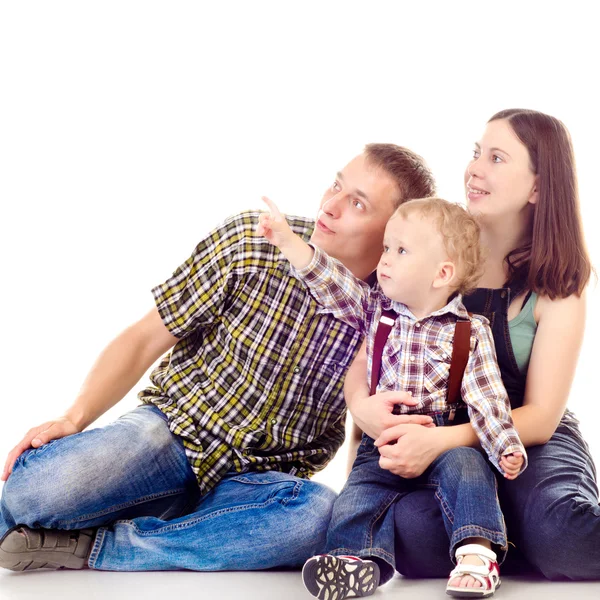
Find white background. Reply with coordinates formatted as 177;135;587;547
0;2;598;494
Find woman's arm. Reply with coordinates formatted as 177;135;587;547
344;341;369;474
511;290;587;445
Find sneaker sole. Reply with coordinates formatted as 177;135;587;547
302;555;380;600
0;527;93;572
0;547;88;571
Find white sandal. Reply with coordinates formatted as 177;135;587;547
446;544;501;598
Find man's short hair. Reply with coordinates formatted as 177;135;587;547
394;197;485;295
364;143;436;208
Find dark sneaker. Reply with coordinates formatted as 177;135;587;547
302;554;380;599
0;526;95;571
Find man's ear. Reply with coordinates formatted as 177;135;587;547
528;175;539;205
432;261;456;289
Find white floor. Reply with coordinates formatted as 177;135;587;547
1;570;600;600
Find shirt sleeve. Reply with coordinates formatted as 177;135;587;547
460;317;528;475
151;212;251;338
292;244;372;334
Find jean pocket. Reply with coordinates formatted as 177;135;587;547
226;471;302;506
357;435;378;457
229;471;300;486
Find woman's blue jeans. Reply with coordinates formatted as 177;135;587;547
327;434;506;585
393;422;600;580
0;405;337;571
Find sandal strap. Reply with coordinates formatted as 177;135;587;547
43;530;62;549
450;563;495;577
455;543;497;563
21;528;43;550
20;528;76;551
449;545;501;594
448;563;500;594
448;570;494;591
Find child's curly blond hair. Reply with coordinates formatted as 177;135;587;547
394;197;485;296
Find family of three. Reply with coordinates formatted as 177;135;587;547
0;109;596;599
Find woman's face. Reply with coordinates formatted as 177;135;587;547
464;119;538;222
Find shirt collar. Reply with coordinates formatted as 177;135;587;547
380;289;469;321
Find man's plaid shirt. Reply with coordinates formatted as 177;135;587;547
138;212;362;495
295;245;527;475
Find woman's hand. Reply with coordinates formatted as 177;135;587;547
350;391;434;441
375;423;448;478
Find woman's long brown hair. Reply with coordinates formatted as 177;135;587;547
490;109;593;298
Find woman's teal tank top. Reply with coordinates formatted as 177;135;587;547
508;291;538;374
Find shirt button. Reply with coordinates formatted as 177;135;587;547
500;291;507;298
243;449;251;456
278;263;285;271
271;419;278;425
293;366;301;374
415;322;421;328
410;356;416;361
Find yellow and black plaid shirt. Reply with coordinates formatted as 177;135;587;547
139;211;362;495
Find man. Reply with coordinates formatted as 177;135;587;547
0;144;435;572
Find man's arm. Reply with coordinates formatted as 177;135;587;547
3;211;256;481
2;307;177;481
65;307;178;430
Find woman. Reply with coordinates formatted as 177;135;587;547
344;108;596;590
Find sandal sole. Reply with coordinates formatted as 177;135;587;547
446;577;502;598
302;555;380;600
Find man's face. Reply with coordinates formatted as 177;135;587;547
310;154;399;276
377;213;449;306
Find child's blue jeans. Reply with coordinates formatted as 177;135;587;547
327;431;506;584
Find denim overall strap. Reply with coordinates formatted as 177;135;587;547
462;285;527;409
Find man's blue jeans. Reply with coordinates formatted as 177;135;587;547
327;434;506;585
0;405;337;570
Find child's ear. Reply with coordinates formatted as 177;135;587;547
432;261;456;289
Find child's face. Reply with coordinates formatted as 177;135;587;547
376;212;450;306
